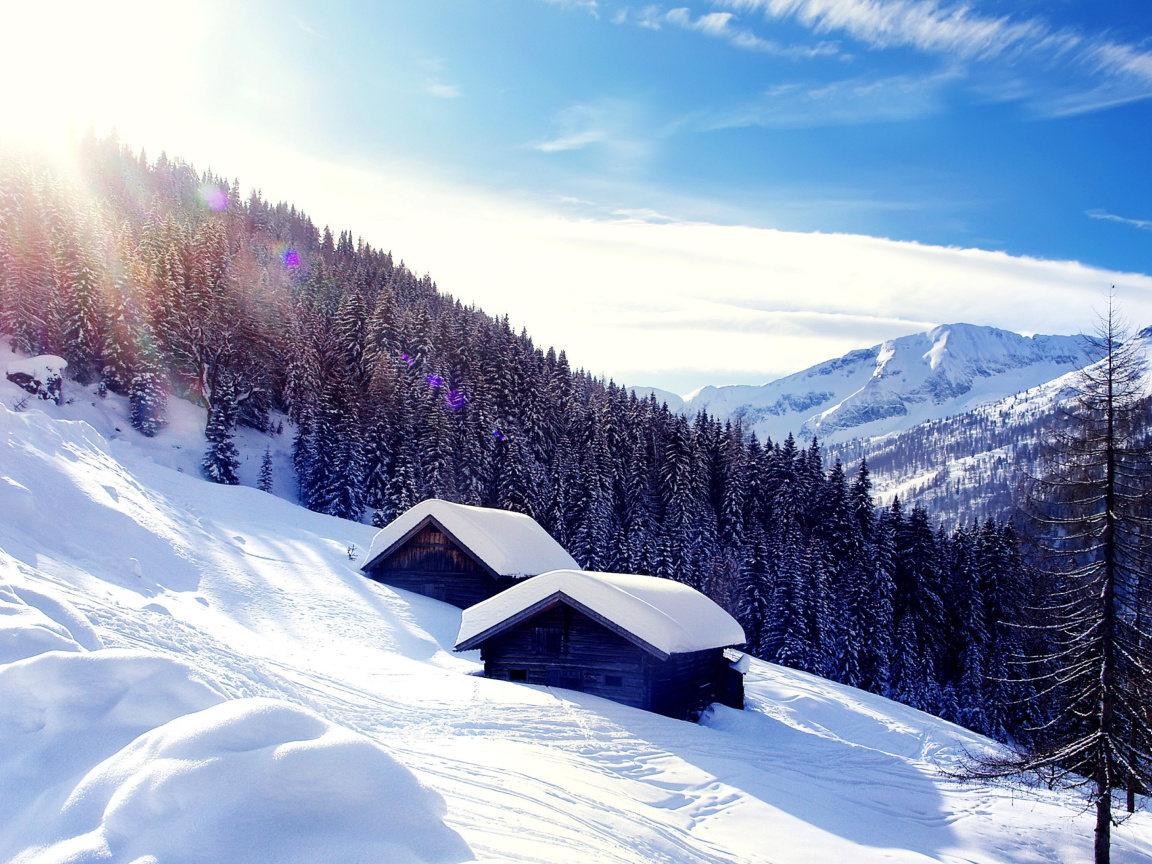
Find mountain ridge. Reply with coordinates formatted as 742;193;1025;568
633;323;1092;447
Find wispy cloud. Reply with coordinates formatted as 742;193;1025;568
713;0;1152;115
719;0;1054;59
539;0;601;17
612;6;665;29
532;100;651;167
1088;209;1152;232
665;7;838;58
709;67;960;128
418;58;461;100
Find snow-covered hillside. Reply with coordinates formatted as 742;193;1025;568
2;383;1150;861
634;324;1090;447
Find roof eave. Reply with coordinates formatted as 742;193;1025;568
455;590;673;660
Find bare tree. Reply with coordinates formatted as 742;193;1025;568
979;300;1152;864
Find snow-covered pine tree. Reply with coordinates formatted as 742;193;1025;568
129;329;167;437
258;447;274;493
201;378;240;485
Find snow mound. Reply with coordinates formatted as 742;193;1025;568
21;697;471;864
0;562;104;662
0;649;225;857
365;499;578;578
457;569;745;656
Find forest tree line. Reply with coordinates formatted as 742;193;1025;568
0;135;1054;744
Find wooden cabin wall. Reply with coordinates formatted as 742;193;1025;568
649;649;721;719
365;524;507;609
481;604;652;710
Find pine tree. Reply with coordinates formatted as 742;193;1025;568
977;305;1152;864
129;330;167;437
258;447;274;493
201;379;240;485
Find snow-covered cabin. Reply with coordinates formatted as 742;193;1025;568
455;570;747;719
360;500;579;609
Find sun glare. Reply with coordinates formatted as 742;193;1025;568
0;1;210;158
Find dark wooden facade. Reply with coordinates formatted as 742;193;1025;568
476;599;744;719
362;521;516;609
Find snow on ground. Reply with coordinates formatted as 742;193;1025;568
1;369;1151;862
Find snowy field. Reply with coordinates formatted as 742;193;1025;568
2;369;1150;863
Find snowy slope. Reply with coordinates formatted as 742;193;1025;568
1;388;1150;861
634;324;1090;447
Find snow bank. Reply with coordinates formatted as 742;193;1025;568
457;569;745;656
0;649;225;857
0;583;86;662
16;697;471;864
364;499;578;578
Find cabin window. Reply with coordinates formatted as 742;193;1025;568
605;675;623;688
532;626;564;654
508;669;527;681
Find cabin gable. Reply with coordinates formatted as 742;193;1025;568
363;519;511;608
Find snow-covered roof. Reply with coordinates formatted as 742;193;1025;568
456;569;745;659
362;499;579;579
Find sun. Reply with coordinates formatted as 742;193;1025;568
0;1;212;156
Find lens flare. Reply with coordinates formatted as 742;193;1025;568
199;183;228;212
283;247;300;269
427;373;442;388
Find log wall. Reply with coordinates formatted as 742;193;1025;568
364;523;510;609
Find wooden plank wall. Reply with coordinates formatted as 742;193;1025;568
365;524;504;609
482;604;652;709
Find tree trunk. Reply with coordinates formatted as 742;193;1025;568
1095;781;1110;864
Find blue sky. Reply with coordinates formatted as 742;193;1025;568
264;0;1152;271
4;0;1152;390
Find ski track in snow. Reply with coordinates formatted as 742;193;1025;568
1;375;1150;863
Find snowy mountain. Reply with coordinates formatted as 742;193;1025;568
828;325;1152;525
634;323;1091;447
2;369;1151;861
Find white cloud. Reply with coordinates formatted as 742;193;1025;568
722;0;1056;58
714;0;1152;115
538;0;601;16
1088;210;1152;232
623;6;836;57
531;100;651;168
710;68;959;128
612;6;667;29
427;83;461;99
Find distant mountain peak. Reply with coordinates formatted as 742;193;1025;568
634;323;1092;447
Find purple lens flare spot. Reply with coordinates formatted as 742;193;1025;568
200;184;228;212
283;247;300;269
427;374;442;388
